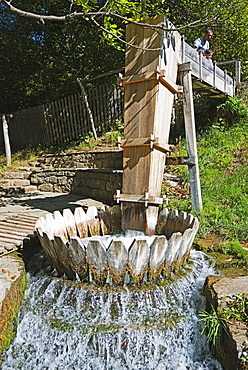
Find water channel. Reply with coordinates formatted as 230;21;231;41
1;249;222;370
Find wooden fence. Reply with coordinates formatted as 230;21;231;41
0;84;124;151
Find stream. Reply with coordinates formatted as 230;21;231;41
1;250;223;370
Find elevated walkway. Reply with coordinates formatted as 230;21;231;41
181;41;240;97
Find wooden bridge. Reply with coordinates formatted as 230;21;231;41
182;40;240;97
117;15;240;235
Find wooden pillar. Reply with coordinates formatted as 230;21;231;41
2;114;11;166
119;16;181;235
179;62;202;213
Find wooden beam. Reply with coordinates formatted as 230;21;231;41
121;137;172;152
115;191;167;206
165;156;195;165
179;62;202;213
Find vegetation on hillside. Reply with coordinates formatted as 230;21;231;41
162;88;248;275
0;0;247;113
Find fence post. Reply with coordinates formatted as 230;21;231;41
77;78;98;141
2;114;12;166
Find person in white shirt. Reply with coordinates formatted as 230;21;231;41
193;28;213;52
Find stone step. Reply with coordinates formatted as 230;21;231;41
0;179;31;187
2;171;32;180
0;185;39;195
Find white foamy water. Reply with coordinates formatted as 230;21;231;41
1;250;222;370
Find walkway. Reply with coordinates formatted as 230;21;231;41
0;191;104;256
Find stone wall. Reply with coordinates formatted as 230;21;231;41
30;169;76;193
29;150;124;204
71;169;123;205
38;150;123;170
30;168;123;205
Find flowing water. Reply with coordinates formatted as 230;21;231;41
1;250;222;370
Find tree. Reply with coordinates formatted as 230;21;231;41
0;0;247;113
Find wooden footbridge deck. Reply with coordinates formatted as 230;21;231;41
182;41;240;97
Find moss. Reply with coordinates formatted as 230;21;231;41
0;269;26;361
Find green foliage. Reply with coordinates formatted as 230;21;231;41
166;92;248;242
217;96;248;127
76;133;97;150
217;241;248;261
221;294;248;323
104;130;123;146
199;305;229;350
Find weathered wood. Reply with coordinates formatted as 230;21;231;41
98;206;111;235
86;239;107;283
116;193;165;205
107;239;128;283
74;207;88;238
128;237;150;280
68;236;87;280
165;156;195;165
149;236;168;276
36;229;64;276
53;210;68;240
110;205;121;234
121;16;181;235
62;208;78;238
54;235;76;280
165;232;183;267
86;206;100;236
179;62;202;213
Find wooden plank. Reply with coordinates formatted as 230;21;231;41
128;238;150;280
122;16;181;235
62;208;78;238
0;227;29;237
179;62;202;213
149;236;168;275
165;156;195;165
107;239;128;283
68;236;87;280
54;235;76;280
0;238;18;246
53;211;68;240
0;220;35;231
86;206;100;236
74;207;88;239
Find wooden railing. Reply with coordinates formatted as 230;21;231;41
1;84;124;151
181;39;239;96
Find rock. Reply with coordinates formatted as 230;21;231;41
203;275;248;370
0;253;26;357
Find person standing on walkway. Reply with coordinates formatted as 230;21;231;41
193;28;213;52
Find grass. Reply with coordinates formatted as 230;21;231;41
163;91;248;245
0;123;124;177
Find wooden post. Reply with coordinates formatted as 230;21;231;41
120;16;181;235
76;78;98;141
179;62;202;213
2;114;11;166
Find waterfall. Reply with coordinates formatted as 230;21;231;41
1;250;222;370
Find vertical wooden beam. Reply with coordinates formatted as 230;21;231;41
179;62;202;213
121;16;181;235
2;114;11;166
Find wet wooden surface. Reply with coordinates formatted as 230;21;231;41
0;213;39;256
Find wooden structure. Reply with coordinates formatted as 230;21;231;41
0;213;39;256
36;206;199;284
118;15;239;235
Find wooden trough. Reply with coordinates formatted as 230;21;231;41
35;205;199;285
